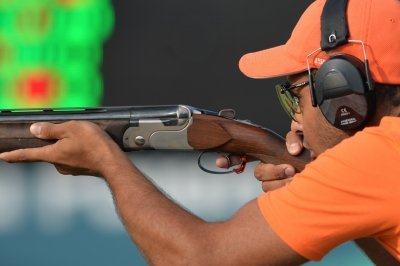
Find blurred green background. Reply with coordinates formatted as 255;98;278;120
0;0;113;107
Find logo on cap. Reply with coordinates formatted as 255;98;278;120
314;57;326;66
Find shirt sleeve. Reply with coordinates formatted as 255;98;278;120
258;127;400;261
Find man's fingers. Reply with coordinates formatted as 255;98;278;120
285;131;303;155
262;178;293;192
254;163;295;181
0;145;53;163
30;122;69;140
215;154;243;169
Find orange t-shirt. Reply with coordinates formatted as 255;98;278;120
258;116;400;261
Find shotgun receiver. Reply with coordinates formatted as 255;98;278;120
0;105;309;172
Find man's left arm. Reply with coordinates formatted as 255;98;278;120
0;121;308;266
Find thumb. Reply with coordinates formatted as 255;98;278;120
286;131;303;155
30;122;65;140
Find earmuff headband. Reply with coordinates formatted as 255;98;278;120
321;0;349;51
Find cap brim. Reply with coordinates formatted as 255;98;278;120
239;44;308;79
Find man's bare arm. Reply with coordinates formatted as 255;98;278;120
0;121;307;265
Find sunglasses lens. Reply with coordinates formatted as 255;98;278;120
275;84;300;120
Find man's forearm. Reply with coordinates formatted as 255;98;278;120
103;158;209;265
102;156;306;266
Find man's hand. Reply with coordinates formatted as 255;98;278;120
0;121;131;177
216;130;303;192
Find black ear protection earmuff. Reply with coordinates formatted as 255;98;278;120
308;0;375;130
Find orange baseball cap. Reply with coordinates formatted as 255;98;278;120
239;0;400;85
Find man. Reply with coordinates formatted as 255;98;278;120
0;0;399;264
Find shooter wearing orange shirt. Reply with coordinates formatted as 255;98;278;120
1;0;399;264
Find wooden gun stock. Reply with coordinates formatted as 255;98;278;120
188;114;309;171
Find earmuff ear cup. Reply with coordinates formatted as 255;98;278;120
318;93;369;130
312;54;373;130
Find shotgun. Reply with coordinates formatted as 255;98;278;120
0;105;309;172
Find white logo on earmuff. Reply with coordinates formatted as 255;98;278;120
340;107;350;116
